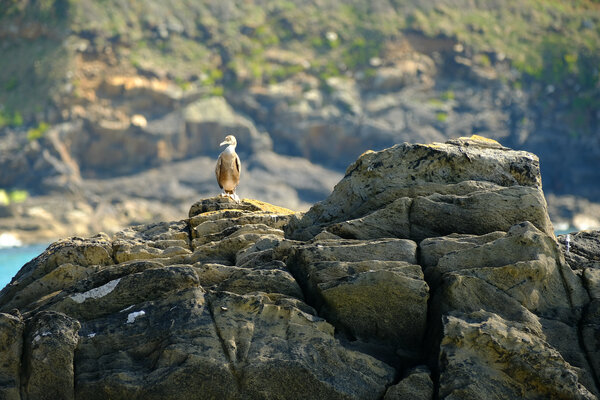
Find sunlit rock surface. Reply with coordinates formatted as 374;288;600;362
1;137;598;399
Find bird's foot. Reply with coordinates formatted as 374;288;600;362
229;192;240;203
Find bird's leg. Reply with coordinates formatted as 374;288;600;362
231;192;240;203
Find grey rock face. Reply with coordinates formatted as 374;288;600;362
285;136;552;241
22;311;81;400
439;311;596;400
384;366;434;400
283;238;428;359
559;230;600;395
1;138;599;399
0;197;395;400
0;312;24;400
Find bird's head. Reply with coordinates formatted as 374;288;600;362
220;135;237;147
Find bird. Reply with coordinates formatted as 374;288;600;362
215;135;241;202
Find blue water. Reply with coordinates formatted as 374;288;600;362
0;244;49;289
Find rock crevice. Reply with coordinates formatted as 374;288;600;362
1;136;599;399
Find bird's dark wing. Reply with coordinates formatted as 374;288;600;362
215;155;223;189
234;154;241;179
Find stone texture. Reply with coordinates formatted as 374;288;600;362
0;234;114;312
426;222;597;398
74;288;394;400
22;311;81;400
0;197;398;399
558;230;600;270
439;311;596;400
1;140;599;399
431;222;588;321
283;238;427;361
183;96;272;157
286;136;552;241
0;312;24;400
419;231;506;269
384;366;434;400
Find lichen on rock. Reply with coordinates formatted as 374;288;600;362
1;137;599;399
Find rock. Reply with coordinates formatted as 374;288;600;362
439;311;596;400
286;136;552;241
0;233;114;312
52;265;200;320
0;312;24;400
582;299;600;391
22;311;81;400
189;197;294;218
430;222;588;321
326;77;362;116
217;267;304;299
112;220;192;264
326;197;412;240
1;140;599;399
426;221;597;397
371;54;436;91
558;230;600;270
183;96;272;157
584;268;600;299
327;183;551;242
74;288;394;399
419;231;506;269
284;238;427;361
384;366;434;400
0;196;397;399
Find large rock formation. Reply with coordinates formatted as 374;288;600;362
1;136;599;399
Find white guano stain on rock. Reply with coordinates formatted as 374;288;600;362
70;278;122;304
33;331;52;343
126;310;146;324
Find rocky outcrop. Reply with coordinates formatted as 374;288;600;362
0;312;23;400
559;230;600;393
1;136;599;399
285;135;552;241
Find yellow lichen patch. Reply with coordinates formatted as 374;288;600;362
241;199;297;215
189;209;246;227
418;142;442;149
359;150;375;158
465;134;500;145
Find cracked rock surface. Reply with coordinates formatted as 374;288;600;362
1;136;599;399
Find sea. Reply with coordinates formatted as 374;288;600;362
0;243;49;289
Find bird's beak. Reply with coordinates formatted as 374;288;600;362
220;140;227;146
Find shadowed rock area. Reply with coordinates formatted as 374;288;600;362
1;136;599;399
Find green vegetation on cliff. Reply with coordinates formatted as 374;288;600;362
1;0;598;126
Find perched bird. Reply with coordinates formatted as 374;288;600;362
215;135;241;201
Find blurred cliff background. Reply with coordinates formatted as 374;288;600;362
1;0;599;244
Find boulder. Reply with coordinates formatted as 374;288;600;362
0;312;24;400
0;234;114;312
183;96;272;157
384;366;434;400
283;238;428;361
439;311;596;400
73;287;395;399
429;222;588;321
0;197;396;399
286;136;552;241
426;222;597;397
558;230;600;271
22;311;81;400
112;220;192;264
1;138;599;399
